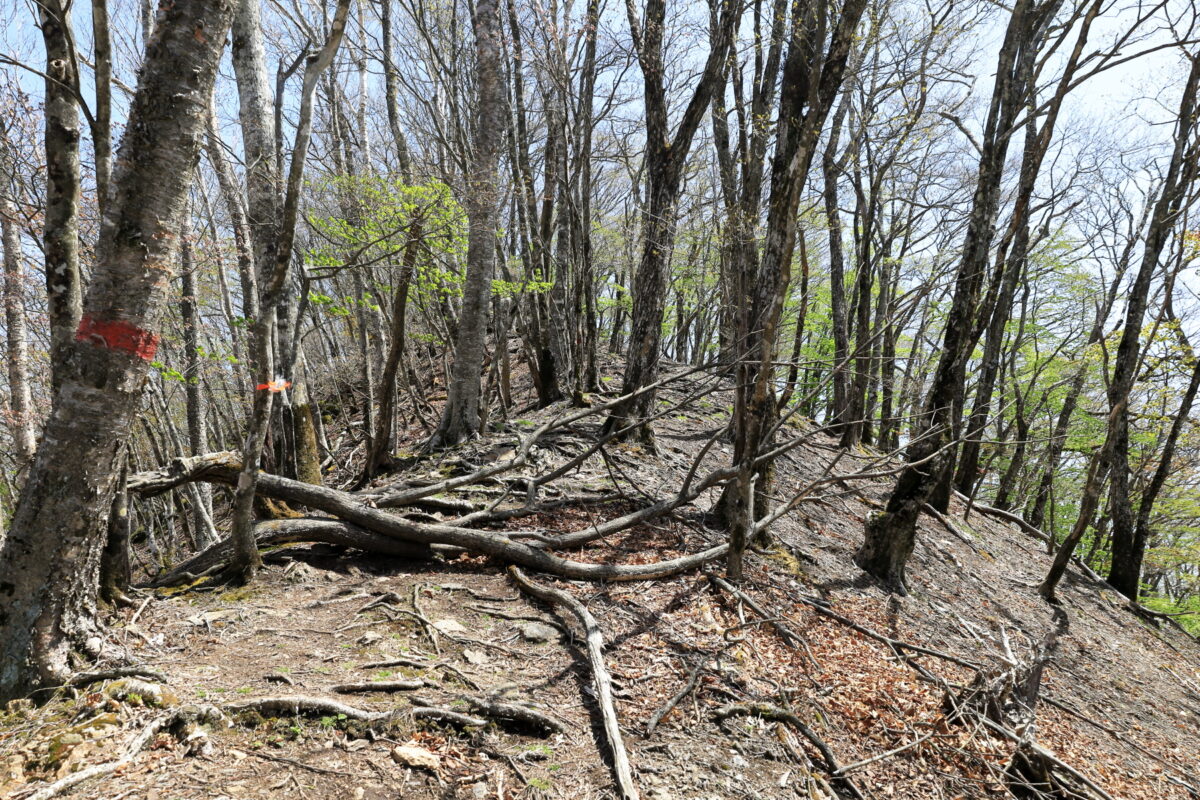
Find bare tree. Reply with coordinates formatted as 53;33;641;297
432;0;505;445
0;0;235;702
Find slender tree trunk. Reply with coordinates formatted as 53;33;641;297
180;206;215;547
367;222;422;477
40;0;84;390
1;141;36;471
228;2;350;579
856;0;1056;593
91;0;112;218
0;0;233;702
726;0;868;578
1106;53;1200;600
433;0;504;446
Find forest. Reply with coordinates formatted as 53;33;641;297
2;0;1200;798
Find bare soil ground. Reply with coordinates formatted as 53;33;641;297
4;378;1200;800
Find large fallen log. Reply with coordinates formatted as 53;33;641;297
133;453;728;585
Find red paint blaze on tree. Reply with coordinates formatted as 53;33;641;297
74;314;160;360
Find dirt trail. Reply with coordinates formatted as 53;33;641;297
4;406;1200;800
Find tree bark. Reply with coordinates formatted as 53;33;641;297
1;137;36;471
433;0;505;445
40;0;85;390
0;0;233;702
1105;52;1200;600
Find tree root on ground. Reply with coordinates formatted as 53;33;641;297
713;703;865;800
69;666;169;688
134;455;729;588
224;692;560;736
331;680;425;693
20;705;227;800
509;566;640;800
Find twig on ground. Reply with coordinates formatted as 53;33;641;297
250;751;353;776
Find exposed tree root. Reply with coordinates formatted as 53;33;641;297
224;692;559;736
713;703;865;800
21;705;227;800
460;696;564;734
68;666;168;687
509;567;640;800
331;680;424;693
133;454;728;587
224;695;395;723
152;518;434;586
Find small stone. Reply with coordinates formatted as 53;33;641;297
432;619;466;635
731;754;750;770
463;649;489;665
391;744;440;770
358;631;383;646
472;782;489;799
519;622;559;642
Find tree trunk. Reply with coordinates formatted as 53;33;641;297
40;0;85;390
856;0;1056;593
1;140;36;471
433;0;505;446
604;0;736;442
0;0;233;702
1105;52;1200;600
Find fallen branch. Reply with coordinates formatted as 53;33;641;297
646;656;708;737
956;493;1050;545
790;593;979;670
509;567;639;800
923;504;979;551
250;750;353;776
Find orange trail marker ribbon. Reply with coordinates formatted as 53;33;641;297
256;377;292;393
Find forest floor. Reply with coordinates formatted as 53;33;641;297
4;366;1200;800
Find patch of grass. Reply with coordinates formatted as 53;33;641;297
219;585;258;603
236;687;253;695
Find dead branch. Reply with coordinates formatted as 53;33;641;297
790;593;980;670
508;567;639;800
